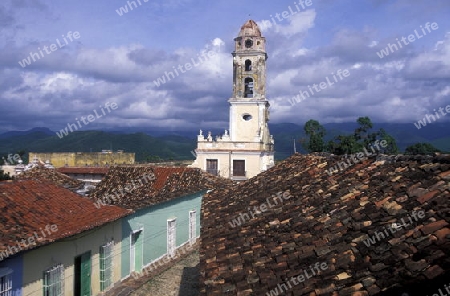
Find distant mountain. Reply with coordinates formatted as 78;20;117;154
0;122;448;163
432;137;450;152
0;127;54;139
0;130;197;163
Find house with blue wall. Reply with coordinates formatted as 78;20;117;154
121;190;204;278
0;254;22;296
0;165;231;295
89;166;231;281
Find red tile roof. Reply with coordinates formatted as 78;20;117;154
56;167;109;175
90;166;233;210
0;180;131;255
17;167;84;190
200;154;450;295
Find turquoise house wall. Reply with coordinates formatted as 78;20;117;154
121;190;204;279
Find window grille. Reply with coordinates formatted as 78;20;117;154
189;210;197;244
0;269;12;296
100;241;114;291
43;264;64;296
167;219;177;257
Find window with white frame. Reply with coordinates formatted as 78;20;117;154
100;241;114;291
0;268;12;296
43;264;64;296
167;218;176;257
189;210;197;245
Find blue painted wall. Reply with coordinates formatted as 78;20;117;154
121;190;204;278
0;254;23;296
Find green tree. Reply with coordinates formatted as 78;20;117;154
0;168;11;181
328;134;360;155
303;120;326;152
326;116;398;155
355;116;375;146
377;128;398;154
405;143;440;155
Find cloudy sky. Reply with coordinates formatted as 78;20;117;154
1;0;450;134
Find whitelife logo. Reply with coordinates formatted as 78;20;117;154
414;104;450;130
228;191;292;228
266;261;328;296
115;0;149;16
131;241;196;280
362;210;425;247
18;31;80;68
93;173;156;209
325;140;388;176
0;224;58;261
289;69;350;106
152;51;216;87
424;282;450;296
376;22;439;58
4;153;21;165
259;0;313;29
55;102;118;139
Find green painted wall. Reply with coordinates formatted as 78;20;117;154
121;191;204;278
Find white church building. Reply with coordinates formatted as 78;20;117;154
191;20;275;181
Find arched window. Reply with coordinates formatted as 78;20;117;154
244;78;253;98
245;60;252;71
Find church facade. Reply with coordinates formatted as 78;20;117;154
191;20;275;181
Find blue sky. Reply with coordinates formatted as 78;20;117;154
1;0;450;133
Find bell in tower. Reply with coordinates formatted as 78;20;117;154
232;20;268;100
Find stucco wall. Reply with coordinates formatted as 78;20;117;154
230;103;262;142
192;151;273;179
28;152;135;167
121;191;203;279
22;220;122;296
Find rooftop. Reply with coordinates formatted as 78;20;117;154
0;180;131;255
56;167;110;175
238;20;262;38
16;166;84;190
200;154;450;295
89;166;234;210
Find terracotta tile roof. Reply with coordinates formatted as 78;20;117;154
200;154;450;295
89;166;234;210
56;167;109;175
16;166;84;190
0;180;131;255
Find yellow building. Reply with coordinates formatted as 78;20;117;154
191;20;275;181
28;151;135;167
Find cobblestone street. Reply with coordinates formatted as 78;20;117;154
131;250;200;296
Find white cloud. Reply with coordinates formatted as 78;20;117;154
405;32;450;78
259;10;316;37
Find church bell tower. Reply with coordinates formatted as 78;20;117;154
191;20;274;181
229;20;272;148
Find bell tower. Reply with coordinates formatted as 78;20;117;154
229;20;272;147
191;20;274;181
